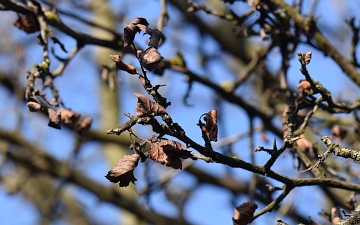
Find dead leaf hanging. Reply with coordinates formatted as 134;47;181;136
136;47;164;71
109;55;137;74
123;17;149;47
201;109;218;142
13;14;40;34
105;154;140;187
233;201;258;225
134;93;166;117
137;24;163;48
147;139;192;169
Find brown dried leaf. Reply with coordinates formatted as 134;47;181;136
123;17;149;47
48;108;61;129
233;201;258;225
137;24;162;48
148;139;192;169
105;154;140;187
57;108;80;126
201;109;218;142
27;102;42;112
77;117;92;135
13;14;40;34
123;26;136;47
137;47;164;71
134;93;166;117
109;55;137;74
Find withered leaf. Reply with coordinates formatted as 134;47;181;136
233;201;258;225
201;109;218;142
77;117;92;135
134;93;166;117
13;14;40;34
137;24;162;48
57;108;80;126
48;108;61;130
105;154;140;187
109;55;137;74
147;139;192;169
137;47;164;71
124;17;149;47
27;101;42;112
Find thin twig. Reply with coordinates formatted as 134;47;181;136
252;184;293;220
52;45;81;77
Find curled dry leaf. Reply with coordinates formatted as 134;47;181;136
137;24;162;48
77;117;92;135
124;17;149;47
233;201;258;225
137;47;164;71
13;14;40;34
48;108;61;130
57;108;80;126
27;101;42;112
109;55;137;74
201;109;218;142
147;139;192;169
134;93;166;117
105;154;140;187
304;50;312;64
